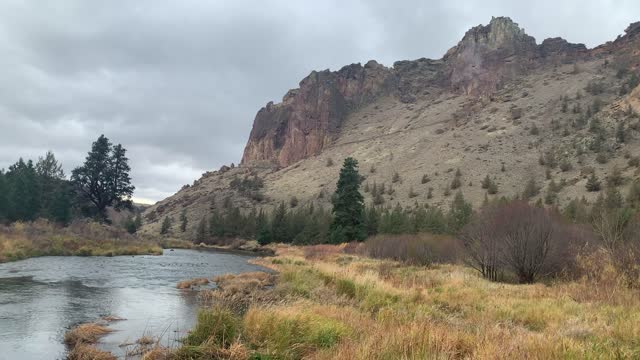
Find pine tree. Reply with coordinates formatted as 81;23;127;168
179;209;188;232
6;159;41;221
256;209;271;245
71;135;135;220
447;191;472;234
160;216;172;235
125;215;138;234
49;182;72;225
271;201;289;242
329;157;366;243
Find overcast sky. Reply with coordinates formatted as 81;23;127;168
0;1;638;203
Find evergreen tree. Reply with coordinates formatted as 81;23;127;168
271;201;289;242
329;157;366;243
49;181;72;225
71;135;135;220
364;206;379;236
125;215;138;234
6;159;41;221
160;216;172;235
256;209;271;245
447;191;472;234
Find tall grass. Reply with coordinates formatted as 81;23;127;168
0;219;163;262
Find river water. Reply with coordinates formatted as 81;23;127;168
0;249;265;360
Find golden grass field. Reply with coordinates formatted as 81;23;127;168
95;243;640;360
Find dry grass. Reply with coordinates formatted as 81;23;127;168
176;277;210;289
64;323;113;347
0;219;163;263
126;242;640;359
67;343;117;360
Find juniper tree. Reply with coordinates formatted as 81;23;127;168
71;135;134;220
329;157;366;243
180;209;188;232
160;216;172;235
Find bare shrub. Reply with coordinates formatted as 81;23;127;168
364;234;461;266
460;201;579;283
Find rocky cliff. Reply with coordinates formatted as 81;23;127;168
241;17;590;167
144;16;640;236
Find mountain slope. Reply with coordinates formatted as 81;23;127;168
141;17;640;236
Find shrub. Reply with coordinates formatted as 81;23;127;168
365;234;461;266
460;201;577;283
586;174;601;192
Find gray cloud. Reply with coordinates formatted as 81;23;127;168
0;0;637;202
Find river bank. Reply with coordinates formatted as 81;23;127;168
0;248;263;360
94;243;640;359
0;220;196;263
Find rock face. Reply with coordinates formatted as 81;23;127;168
240;17;630;168
241;61;394;167
444;17;538;95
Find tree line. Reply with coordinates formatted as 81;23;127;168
182;158;474;245
0;135;135;226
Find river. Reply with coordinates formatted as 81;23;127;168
0;249;265;359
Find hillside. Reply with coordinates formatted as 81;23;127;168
141;17;640;236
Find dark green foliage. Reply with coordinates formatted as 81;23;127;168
586;173;602;192
180;209;188;232
447;191;472;234
6;159;41;221
71;135;134;220
160;216;172;235
330;158;366;243
125;216;137;234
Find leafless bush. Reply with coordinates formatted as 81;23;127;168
460;201;581;283
364;234;461;266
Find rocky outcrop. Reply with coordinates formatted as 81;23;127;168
241;17;639;167
241;61;394;167
443;17;537;95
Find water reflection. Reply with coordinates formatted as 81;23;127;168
0;249;263;360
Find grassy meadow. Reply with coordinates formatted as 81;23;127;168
101;240;638;360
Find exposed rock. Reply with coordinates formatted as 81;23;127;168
444;16;538;95
538;37;587;62
241;62;395;167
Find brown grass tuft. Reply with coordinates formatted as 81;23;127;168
64;323;112;347
67;343;117;360
176;277;210;289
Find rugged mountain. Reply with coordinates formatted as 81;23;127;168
142;17;640;236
